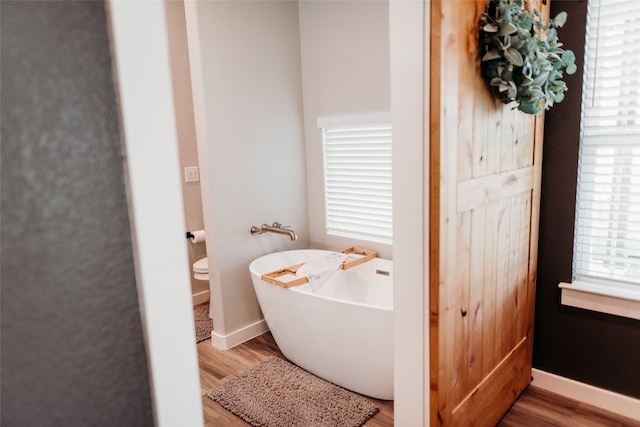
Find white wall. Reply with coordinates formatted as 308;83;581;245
185;0;309;347
298;0;392;259
165;0;209;305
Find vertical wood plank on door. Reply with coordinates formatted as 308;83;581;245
434;0;465;424
429;0;444;422
472;103;489;179
486;116;502;175
456;3;473;185
500;108;516;172
468;206;486;390
471;56;490;180
518;115;535;169
511;115;524;170
481;201;498;377
452;211;471;405
526;112;547;358
457;0;475;184
517;193;532;340
496;197;511;362
507;194;521;351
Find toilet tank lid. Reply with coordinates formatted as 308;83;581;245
193;257;208;273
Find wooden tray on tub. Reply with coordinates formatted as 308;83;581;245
261;247;378;288
261;263;308;288
340;247;378;270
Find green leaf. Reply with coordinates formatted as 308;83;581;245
553;11;568;28
511;36;525;50
553;91;565;103
566;63;577;74
552;80;567;91
538;59;552;71
499;22;518;36
504;48;524;66
534;8;543;19
518;100;539;115
532;71;549;86
530;88;545;98
517;12;534;30
501;66;513;82
562;50;576;65
482;49;502;61
483;23;499;33
517;27;532;40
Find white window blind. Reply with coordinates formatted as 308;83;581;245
320;120;392;244
573;0;640;286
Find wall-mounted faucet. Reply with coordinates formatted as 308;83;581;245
250;222;297;241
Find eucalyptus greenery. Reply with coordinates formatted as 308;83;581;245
479;0;577;115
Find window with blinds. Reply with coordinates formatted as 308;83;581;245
573;0;640;286
320;118;392;244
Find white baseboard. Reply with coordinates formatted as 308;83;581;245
192;289;210;306
532;368;640;421
211;319;269;350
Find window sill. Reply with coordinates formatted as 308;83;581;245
559;281;640;321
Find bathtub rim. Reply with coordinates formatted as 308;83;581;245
249;249;393;311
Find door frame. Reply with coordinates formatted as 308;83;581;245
108;0;431;425
107;1;204;426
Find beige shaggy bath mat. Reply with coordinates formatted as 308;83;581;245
207;356;378;427
194;303;213;343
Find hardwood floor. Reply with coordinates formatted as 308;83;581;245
197;332;392;426
197;333;638;426
498;386;640;427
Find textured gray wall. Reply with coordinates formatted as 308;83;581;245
1;2;155;425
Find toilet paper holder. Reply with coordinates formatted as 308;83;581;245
186;230;206;244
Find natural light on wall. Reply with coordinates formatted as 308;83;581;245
560;0;640;320
318;114;392;245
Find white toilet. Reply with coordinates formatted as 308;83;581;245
193;257;209;281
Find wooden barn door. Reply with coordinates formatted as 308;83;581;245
429;0;548;425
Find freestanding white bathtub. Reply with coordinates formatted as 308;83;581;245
249;249;393;400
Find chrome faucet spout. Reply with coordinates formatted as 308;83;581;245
250;222;297;241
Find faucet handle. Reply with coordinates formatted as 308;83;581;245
272;222;286;228
273;222;294;229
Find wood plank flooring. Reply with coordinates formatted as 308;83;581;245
197;332;392;426
498;386;640;427
197;333;639;426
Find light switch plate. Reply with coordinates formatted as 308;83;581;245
184;166;200;183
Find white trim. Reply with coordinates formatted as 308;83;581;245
192;289;210;306
559;281;640;320
107;2;204;426
390;0;429;425
316;112;391;128
532;368;640;421
211;319;269;350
